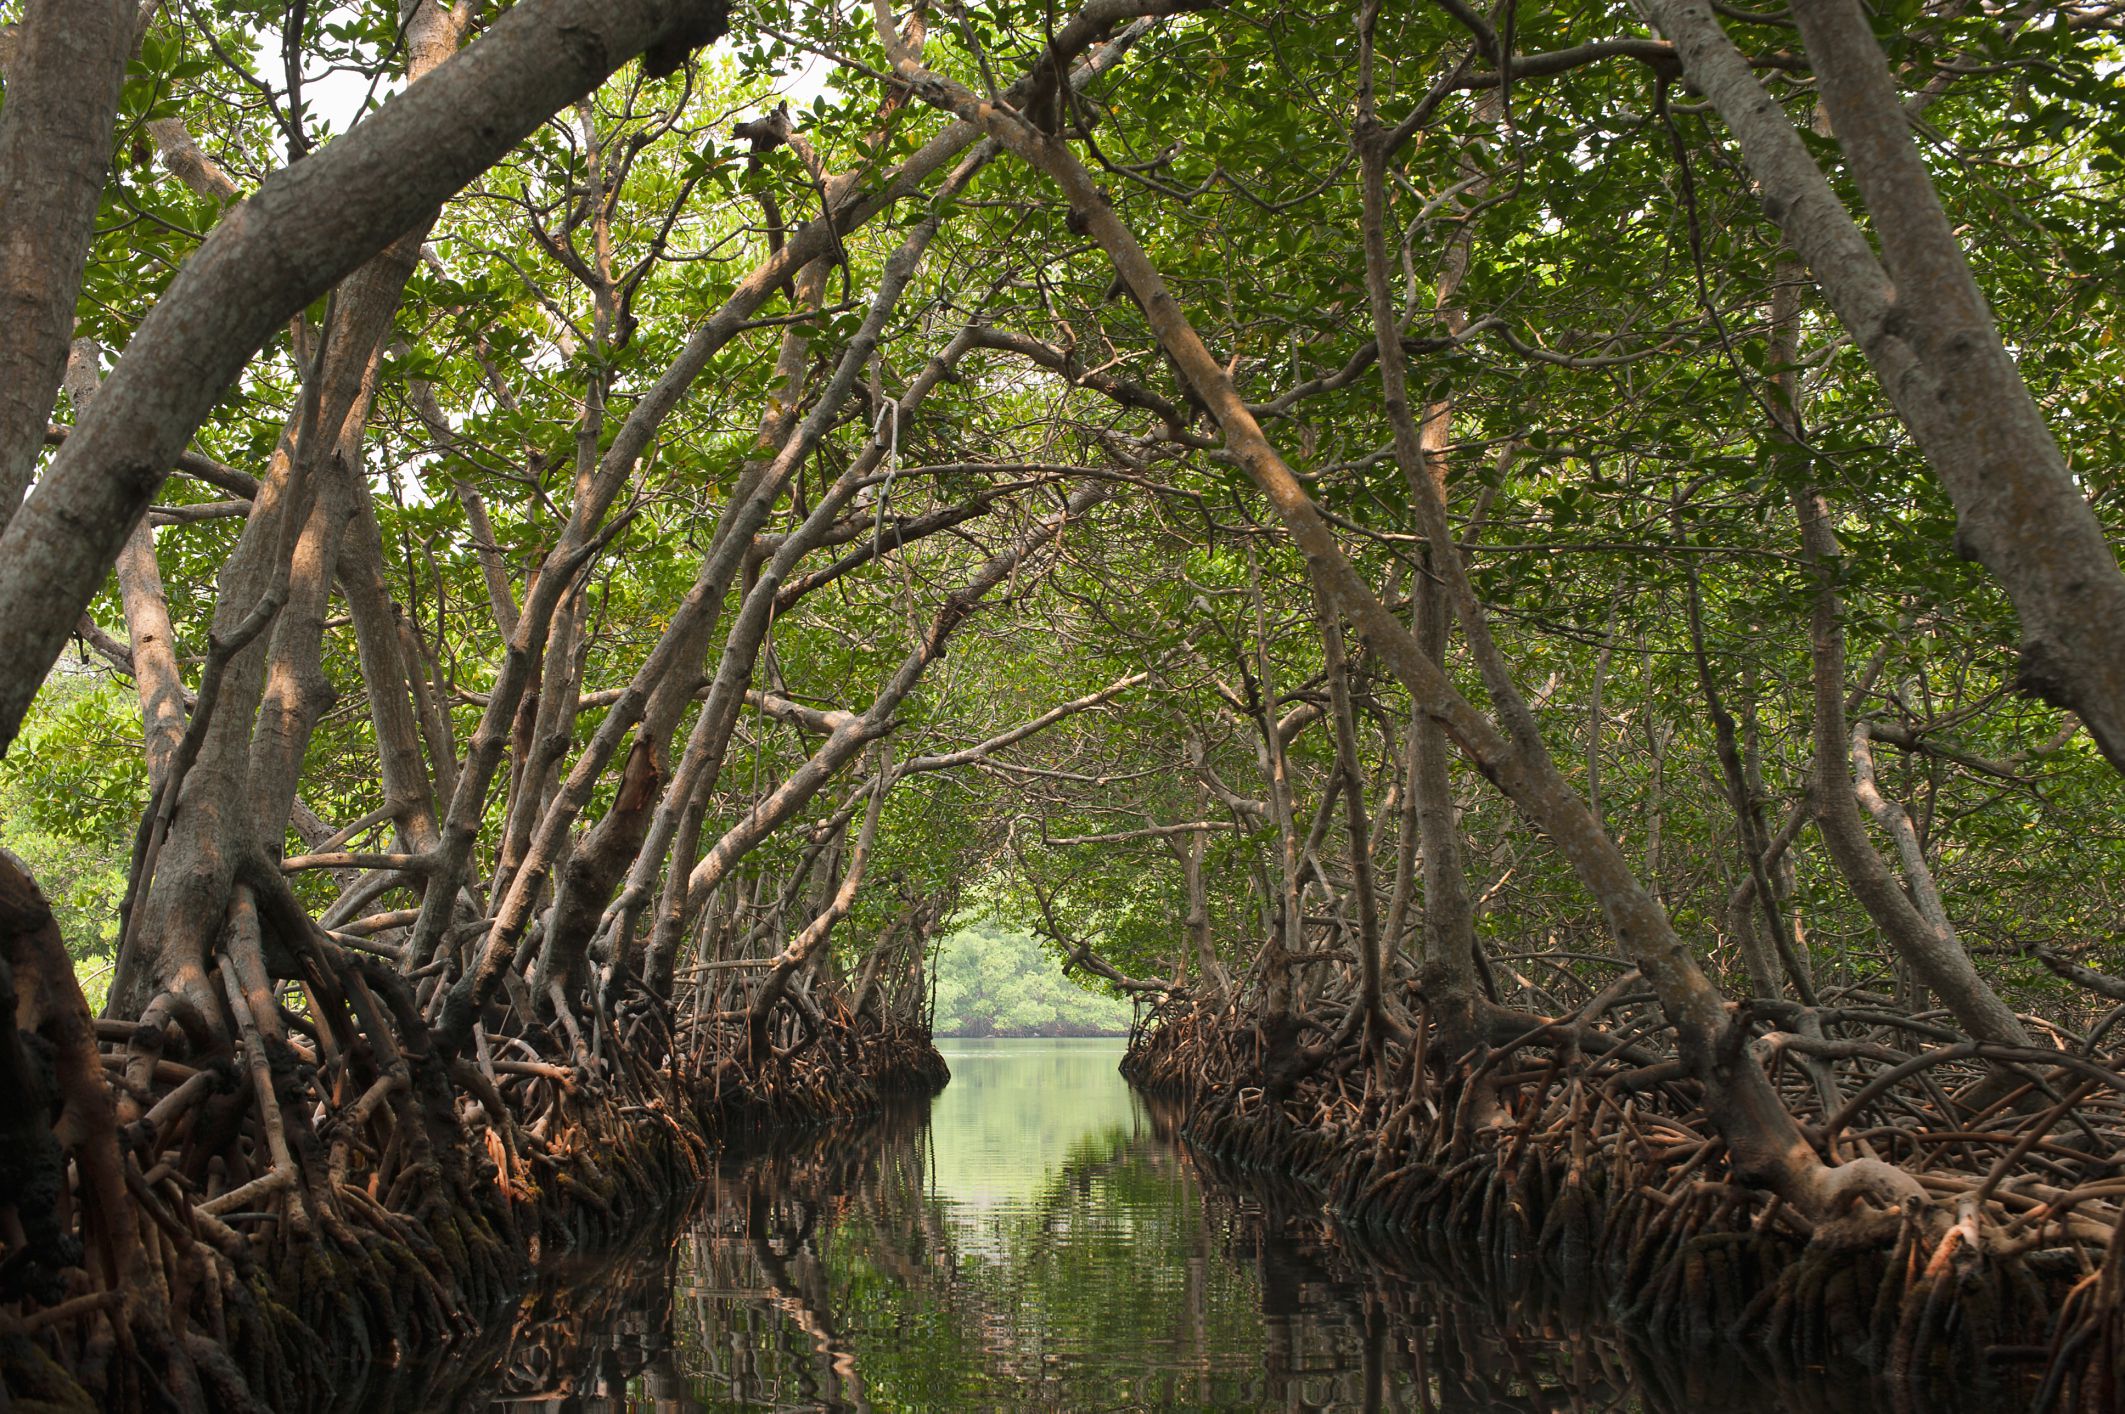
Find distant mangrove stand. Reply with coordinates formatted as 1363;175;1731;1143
932;921;1134;1038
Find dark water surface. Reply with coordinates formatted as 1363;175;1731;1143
385;1037;2014;1412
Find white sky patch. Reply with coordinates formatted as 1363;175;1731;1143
779;47;837;109
304;64;386;133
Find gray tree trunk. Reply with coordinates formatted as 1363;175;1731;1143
1648;0;2125;771
0;0;135;538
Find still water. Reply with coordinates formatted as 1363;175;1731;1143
381;1037;1991;1412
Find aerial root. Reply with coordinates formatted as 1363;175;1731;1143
0;877;945;1411
685;1001;948;1141
1126;991;2125;1409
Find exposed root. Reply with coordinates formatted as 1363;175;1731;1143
0;850;946;1410
1126;987;2125;1410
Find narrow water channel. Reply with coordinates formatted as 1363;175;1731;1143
366;1038;2008;1412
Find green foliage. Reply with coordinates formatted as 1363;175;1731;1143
0;671;141;1011
931;922;1134;1038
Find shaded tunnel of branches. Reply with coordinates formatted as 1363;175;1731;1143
0;0;2121;1409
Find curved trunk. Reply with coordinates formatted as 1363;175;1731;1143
0;0;736;752
1795;489;2031;1049
113;4;472;1017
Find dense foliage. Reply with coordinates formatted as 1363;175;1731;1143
4;1;2115;1020
932;921;1134;1037
0;671;135;1010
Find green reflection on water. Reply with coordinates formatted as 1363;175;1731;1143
924;1037;1142;1205
684;1037;1270;1410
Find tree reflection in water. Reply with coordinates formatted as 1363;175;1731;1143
391;1040;1988;1412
